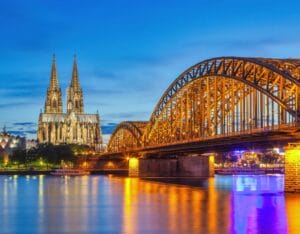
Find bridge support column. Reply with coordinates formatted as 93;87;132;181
128;158;139;177
209;155;215;177
128;155;214;177
178;155;214;177
285;143;300;192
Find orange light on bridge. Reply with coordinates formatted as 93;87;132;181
82;161;88;168
106;161;115;169
209;155;215;177
129;158;139;177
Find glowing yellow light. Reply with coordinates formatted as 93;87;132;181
209;155;215;164
82;161;88;168
284;143;300;192
106;161;115;169
3;155;9;165
285;149;300;162
209;155;215;177
129;158;138;167
129;158;139;177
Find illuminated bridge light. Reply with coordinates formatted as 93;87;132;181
209;155;215;177
285;143;300;192
128;158;139;177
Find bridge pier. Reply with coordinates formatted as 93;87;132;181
285;143;300;192
128;155;214;177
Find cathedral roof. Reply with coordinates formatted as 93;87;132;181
40;113;99;124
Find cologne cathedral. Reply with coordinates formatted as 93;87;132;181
37;55;102;148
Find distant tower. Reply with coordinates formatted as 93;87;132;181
67;55;84;114
44;54;63;113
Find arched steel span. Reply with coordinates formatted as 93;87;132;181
107;121;148;153
142;57;300;146
150;57;300;122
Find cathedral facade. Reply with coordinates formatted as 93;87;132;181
37;55;102;148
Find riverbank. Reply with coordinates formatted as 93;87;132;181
0;168;283;176
215;168;284;175
0;169;128;176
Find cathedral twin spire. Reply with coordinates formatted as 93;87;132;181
67;55;84;114
45;54;84;114
71;55;80;88
50;55;59;89
45;54;63;114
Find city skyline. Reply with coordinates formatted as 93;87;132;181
1;0;300;142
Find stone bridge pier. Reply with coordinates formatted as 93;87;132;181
128;155;215;177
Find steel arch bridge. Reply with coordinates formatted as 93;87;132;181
107;121;148;153
106;57;300;155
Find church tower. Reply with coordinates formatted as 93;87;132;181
38;54;102;149
67;55;84;114
44;54;63;113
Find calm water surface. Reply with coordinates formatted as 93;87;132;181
0;174;300;234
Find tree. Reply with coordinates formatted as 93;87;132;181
27;147;39;163
33;143;75;167
55;144;75;163
11;149;27;167
69;144;92;156
35;143;57;167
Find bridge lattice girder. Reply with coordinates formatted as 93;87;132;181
107;121;148;153
142;57;300;147
107;57;300;153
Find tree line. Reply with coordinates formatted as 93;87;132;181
8;143;92;169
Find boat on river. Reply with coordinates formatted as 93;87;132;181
50;168;90;176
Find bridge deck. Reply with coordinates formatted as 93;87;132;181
102;126;300;157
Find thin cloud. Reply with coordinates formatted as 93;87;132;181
13;122;36;126
0;102;38;109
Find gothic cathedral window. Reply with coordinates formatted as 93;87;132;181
52;99;57;108
68;101;72;110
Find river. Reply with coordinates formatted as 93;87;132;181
0;174;299;233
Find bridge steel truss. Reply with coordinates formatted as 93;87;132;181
107;57;300;154
107;121;148;153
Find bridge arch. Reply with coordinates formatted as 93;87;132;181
143;57;300;146
107;121;148;153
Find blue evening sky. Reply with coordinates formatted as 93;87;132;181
0;0;300;142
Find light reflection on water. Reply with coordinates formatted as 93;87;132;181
0;174;299;234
